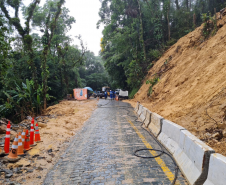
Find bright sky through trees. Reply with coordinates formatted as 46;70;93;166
22;0;103;56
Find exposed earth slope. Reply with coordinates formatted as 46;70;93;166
126;9;226;155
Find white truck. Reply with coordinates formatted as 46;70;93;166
119;90;128;99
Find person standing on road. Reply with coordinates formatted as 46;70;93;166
110;90;113;100
105;91;108;100
112;90;115;100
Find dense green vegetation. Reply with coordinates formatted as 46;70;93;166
98;0;226;97
1;0;226;121
0;0;108;122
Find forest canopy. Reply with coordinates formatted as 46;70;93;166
98;0;226;93
0;0;108;122
1;0;226;122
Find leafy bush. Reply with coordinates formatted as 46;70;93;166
148;49;162;61
129;87;139;99
201;12;218;39
0;79;43;122
127;60;143;88
166;38;177;47
146;77;159;96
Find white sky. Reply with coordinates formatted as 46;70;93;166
22;0;103;56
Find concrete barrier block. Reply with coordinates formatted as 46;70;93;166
148;113;163;137
157;120;185;155
137;105;143;116
144;110;152;127
174;130;215;185
134;102;139;113
203;153;226;185
140;107;147;122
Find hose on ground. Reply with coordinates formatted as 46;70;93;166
119;106;179;185
97;100;179;184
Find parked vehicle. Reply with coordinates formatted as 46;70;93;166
102;86;110;96
115;89;121;95
94;91;105;98
118;90;128;99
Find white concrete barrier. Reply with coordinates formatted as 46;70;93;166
144;110;152;127
136;106;218;185
140;107;147;122
203;153;226;185
174;130;215;185
134;102;139;113
157;119;186;155
148;113;163;137
137;105;143;116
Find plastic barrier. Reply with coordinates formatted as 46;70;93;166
140;107;147;122
144;110;152;128
173;130;215;185
203;153;226;185
137;105;143;116
148;113;163;137
158;119;186;155
134;102;139;113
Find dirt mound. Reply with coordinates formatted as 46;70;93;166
0;99;97;185
127;8;226;156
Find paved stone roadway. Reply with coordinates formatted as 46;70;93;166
44;100;188;185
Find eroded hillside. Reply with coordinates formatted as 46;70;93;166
127;9;226;155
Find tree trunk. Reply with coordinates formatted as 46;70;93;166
42;0;65;111
42;49;48;110
175;0;180;10
136;0;147;61
167;8;170;41
193;13;196;28
186;0;189;10
63;59;68;95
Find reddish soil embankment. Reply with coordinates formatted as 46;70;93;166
125;9;226;156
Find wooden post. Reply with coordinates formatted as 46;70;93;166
193;13;196;28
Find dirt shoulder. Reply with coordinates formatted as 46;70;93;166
0;99;97;185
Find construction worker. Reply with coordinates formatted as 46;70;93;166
113;90;115;100
110;90;113;100
105;91;108;100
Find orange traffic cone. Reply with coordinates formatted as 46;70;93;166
30;118;36;146
35;123;41;142
4;121;11;154
21;129;26;148
7;135;20;161
24;130;32;151
17;132;25;156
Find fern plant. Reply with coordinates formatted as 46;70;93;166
0;79;43;122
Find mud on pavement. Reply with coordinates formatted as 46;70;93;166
0;99;97;185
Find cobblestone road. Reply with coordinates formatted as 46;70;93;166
43;100;188;185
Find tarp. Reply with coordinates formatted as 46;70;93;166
84;87;93;91
73;88;88;100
